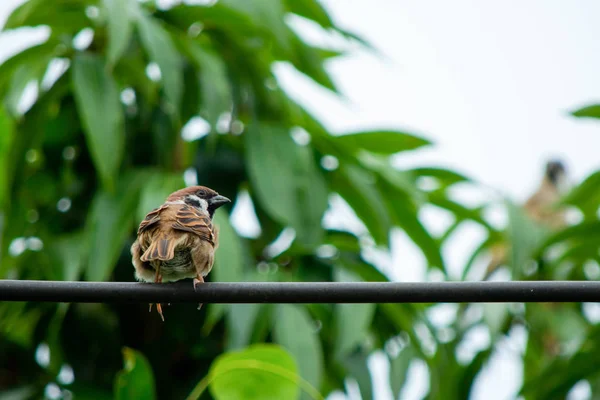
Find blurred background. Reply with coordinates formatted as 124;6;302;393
0;0;599;399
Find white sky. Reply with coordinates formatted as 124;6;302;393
1;1;599;399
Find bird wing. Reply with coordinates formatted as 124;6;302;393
172;204;216;246
137;204;169;234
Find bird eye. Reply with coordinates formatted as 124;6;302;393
197;189;206;197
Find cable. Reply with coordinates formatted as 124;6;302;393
1;280;600;303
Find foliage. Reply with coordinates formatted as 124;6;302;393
0;1;599;399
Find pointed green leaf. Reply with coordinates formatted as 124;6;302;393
274;305;324;399
206;211;245;330
114;347;156;400
221;0;291;53
208;344;301;400
5;62;47;117
572;104;600;119
51;232;86;281
72;52;124;191
182;40;231;126
287;30;337;92
136;12;182;108
284;0;333;28
85;171;147;281
246;123;327;247
0;40;61;95
4;0;90;35
0;107;14;208
331;165;391;246
505;200;548;279
385;193;445;271
336;130;431;155
334;269;375;357
226;304;261;350
561;170;600;217
389;347;415;397
103;0;134;67
343;350;373;400
408;167;471;187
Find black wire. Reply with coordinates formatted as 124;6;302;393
1;280;600;303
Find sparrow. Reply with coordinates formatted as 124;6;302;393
130;185;230;320
485;159;569;277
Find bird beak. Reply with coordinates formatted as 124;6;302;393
209;195;231;208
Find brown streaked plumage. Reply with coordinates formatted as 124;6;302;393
131;185;230;320
485;160;569;278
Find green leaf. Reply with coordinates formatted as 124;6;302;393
182;40;231;126
520;323;600;398
359;154;425;202
0;302;41;347
5;62;45;117
103;0;135;67
213;211;244;283
331;165;391;246
206;211;245;331
505;200;548;279
3;0;90;35
458;349;493;400
334;269;375;357
51;232;86;281
114;347;156;400
136;12;183;109
389;347;415;397
286;30;337;92
561;170;600;217
208;344;301;400
226;304;262;350
335;251;390;283
335;130;431;155
482;303;509;338
342;350;373;400
72;52;124;191
85;171;147;281
158;3;256;38
0;39;61;95
221;0;291;53
408;167;471;188
539;221;600;251
385;194;445;271
274;305;324;399
136;172;185;224
0;107;14;208
571;104;600;119
246;123;328;248
284;0;333;28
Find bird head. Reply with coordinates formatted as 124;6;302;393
167;186;230;218
545;159;568;192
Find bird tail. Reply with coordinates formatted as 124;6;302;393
140;237;176;262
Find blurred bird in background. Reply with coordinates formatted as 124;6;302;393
131;186;230;320
485;159;570;278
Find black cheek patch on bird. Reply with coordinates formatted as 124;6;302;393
184;197;201;208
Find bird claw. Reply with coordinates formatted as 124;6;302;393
193;276;204;290
148;303;165;321
156;303;165;321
